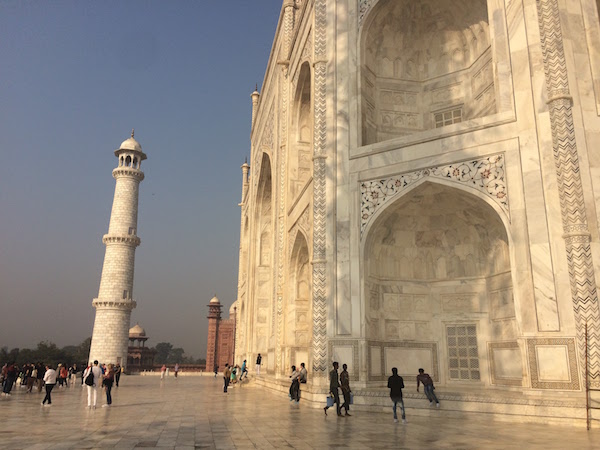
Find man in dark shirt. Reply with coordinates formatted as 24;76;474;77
324;361;342;416
388;367;406;423
417;368;440;407
340;363;352;416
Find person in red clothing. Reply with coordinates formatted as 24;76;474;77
59;365;69;388
417;368;440;407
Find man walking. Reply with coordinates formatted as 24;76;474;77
388;367;406;423
83;361;102;409
41;364;57;406
324;362;342;416
417;368;440;407
114;364;121;387
340;363;352;416
223;364;231;393
255;354;262;376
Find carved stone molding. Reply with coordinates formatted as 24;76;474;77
360;154;508;237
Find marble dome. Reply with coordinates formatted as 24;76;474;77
129;323;146;337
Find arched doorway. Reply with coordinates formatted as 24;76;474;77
285;231;312;372
289;62;313;203
363;181;517;385
249;153;274;359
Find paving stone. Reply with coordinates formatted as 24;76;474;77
1;377;599;449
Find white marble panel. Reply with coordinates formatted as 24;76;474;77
370;346;382;376
493;348;522;379
385;347;432;377
295;350;308;368
333;346;354;376
536;346;570;382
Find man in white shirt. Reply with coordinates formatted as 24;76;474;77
83;360;103;409
41;365;57;406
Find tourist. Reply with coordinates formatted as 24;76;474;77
388;367;406;424
114;364;121;387
324;361;342;416
289;365;300;403
59;364;69;388
240;360;247;380
69;364;78;386
36;362;44;392
174;363;180;378
299;362;307;384
2;361;17;396
340;363;352;416
255;354;262;376
230;365;237;384
102;364;114;407
160;364;166;380
223;363;231;393
165;366;169;377
83;360;103;409
41;364;57;407
213;365;218;378
417;368;440;407
26;364;36;393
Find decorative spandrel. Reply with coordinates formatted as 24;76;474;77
360;154;508;237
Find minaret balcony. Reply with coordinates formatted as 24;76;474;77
112;167;145;180
92;298;137;309
103;234;141;246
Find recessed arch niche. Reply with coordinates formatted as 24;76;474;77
360;0;497;145
363;182;517;383
286;230;312;369
289;62;313;203
251;153;274;352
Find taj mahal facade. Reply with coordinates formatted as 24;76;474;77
233;0;600;423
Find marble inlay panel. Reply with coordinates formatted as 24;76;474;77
360;154;508;236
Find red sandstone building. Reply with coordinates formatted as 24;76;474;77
127;323;156;373
206;295;236;373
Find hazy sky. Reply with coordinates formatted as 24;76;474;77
0;1;283;358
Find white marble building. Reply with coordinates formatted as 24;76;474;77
89;132;146;370
235;0;600;423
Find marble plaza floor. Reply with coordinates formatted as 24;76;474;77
0;376;598;449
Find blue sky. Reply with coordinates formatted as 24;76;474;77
0;0;283;358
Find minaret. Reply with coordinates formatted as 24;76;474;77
251;85;260;130
89;130;147;369
206;295;223;372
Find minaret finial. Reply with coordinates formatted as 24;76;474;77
255;83;258;91
131;128;135;138
245;157;248;164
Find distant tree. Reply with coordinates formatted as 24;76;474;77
167;347;185;364
154;342;173;364
74;337;92;364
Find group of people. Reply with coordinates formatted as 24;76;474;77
79;360;118;409
1;360;123;408
160;363;180;379
222;360;249;392
323;362;439;423
288;362;308;403
1;362;81;397
324;362;352;416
